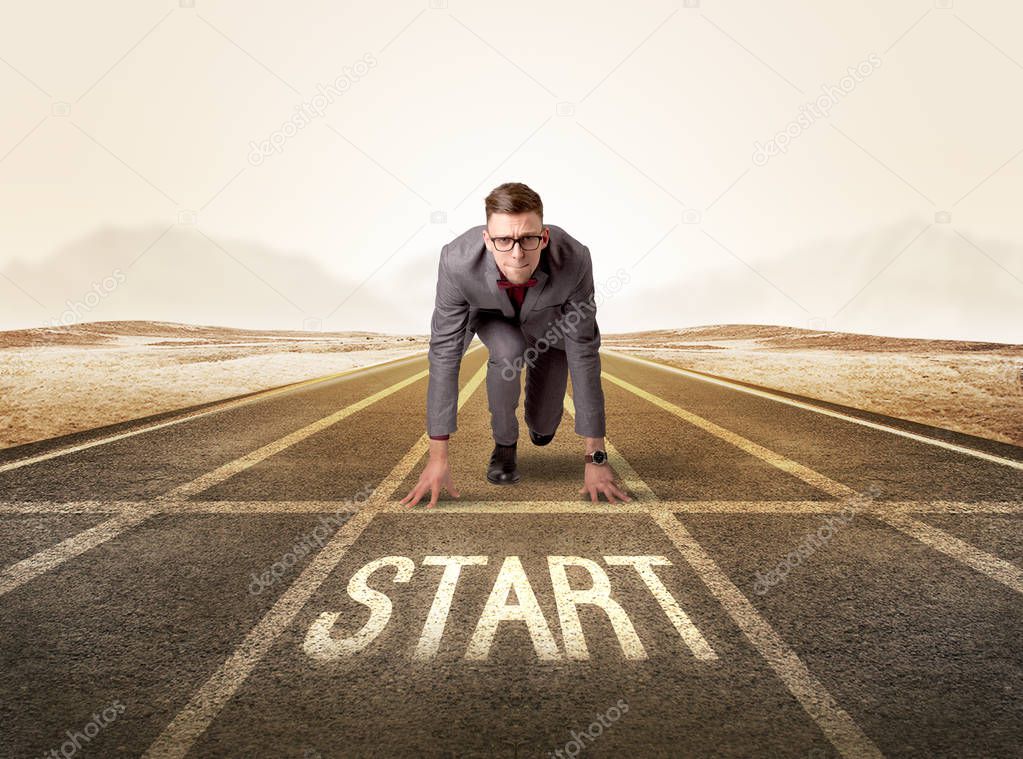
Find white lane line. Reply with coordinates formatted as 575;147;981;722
606;349;1023;471
383;500;1023;515
0;351;430;475
899;500;1023;514
0;501;133;514
601;371;854;499
143;362;488;759
145;508;376;759
572;391;885;758
0;508;158;597
0;353;457;599
160;360;447;500
2;500;1021;515
653;511;883;759
564;394;657;501
880;512;1023;595
605;369;1023;596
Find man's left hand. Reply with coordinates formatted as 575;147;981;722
579;463;632;504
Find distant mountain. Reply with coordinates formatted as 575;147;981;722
0;225;403;333
603;323;1023;353
609;217;1023;344
3;217;1020;343
0;320;423;349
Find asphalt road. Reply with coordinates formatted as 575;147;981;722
0;344;1021;759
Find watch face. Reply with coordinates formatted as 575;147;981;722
591;450;607;464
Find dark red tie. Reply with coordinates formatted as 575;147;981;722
497;278;538;289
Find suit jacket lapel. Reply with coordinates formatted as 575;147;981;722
484;252;516;318
517;267;549;321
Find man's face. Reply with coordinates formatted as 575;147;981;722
483;211;548;284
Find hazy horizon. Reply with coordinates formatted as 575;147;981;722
2;1;1021;343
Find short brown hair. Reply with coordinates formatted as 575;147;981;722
484;182;543;223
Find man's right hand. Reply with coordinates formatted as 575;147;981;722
400;453;460;509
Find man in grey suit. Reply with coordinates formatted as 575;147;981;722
401;182;631;508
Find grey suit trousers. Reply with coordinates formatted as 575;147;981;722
462;310;567;446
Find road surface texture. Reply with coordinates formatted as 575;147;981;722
1;344;1021;759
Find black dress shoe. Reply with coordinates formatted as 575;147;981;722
528;427;555;446
486;442;520;484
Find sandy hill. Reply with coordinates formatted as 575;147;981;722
605;324;1023;354
0;320;417;349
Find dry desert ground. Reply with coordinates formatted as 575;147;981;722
0;321;428;450
603;325;1023;447
1;321;1019;451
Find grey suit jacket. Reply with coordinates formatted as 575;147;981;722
426;223;606;439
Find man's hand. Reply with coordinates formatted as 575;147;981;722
400;456;460;509
579;462;632;504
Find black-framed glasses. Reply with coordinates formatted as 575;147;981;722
489;232;544;252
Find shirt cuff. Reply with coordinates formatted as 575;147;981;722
428;434;450;440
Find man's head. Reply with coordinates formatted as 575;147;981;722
483;182;549;284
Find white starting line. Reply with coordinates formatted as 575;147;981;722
1;499;1020;515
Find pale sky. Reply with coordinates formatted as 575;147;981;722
1;0;1021;342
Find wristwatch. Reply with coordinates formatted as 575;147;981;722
585;449;608;465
